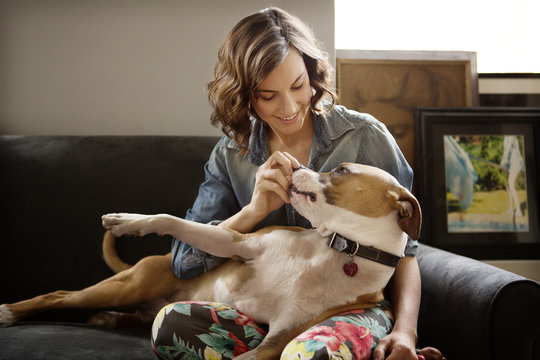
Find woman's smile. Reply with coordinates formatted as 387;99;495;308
276;111;300;124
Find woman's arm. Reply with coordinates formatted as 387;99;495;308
373;256;420;360
218;151;299;233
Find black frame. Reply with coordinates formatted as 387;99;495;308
479;73;540;107
414;107;540;259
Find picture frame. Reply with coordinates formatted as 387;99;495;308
479;73;540;107
336;50;479;168
414;107;540;259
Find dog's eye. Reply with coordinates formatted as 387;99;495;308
334;166;349;176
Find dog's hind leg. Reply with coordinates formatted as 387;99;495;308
1;253;179;326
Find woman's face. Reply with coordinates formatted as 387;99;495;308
251;49;312;139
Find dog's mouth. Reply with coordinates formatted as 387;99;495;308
290;184;317;202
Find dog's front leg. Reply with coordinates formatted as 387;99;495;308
102;213;258;260
102;213;179;237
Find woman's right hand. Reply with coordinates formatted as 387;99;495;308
218;151;300;234
248;151;301;219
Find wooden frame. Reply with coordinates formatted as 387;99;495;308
337;50;479;168
414;107;540;259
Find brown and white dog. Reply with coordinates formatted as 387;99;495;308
0;163;421;359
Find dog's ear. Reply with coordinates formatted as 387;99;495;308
389;188;422;240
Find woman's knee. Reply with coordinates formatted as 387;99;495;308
151;301;268;359
281;302;394;360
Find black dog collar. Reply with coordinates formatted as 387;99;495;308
329;233;402;268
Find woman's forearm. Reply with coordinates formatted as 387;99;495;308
217;204;265;233
389;255;421;343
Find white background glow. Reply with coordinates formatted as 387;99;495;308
335;0;540;73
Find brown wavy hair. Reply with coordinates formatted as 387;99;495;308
207;7;337;154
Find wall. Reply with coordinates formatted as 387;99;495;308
483;260;540;282
0;0;334;136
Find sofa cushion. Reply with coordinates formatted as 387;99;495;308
0;322;152;360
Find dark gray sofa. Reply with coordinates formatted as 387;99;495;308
1;135;539;360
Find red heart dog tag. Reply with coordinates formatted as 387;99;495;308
343;262;358;277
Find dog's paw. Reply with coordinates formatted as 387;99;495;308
0;305;16;327
101;213;152;237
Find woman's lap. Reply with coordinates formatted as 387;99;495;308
152;301;394;360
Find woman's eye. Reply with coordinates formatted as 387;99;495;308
292;82;304;90
259;95;275;101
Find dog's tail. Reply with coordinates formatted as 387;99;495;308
102;231;132;273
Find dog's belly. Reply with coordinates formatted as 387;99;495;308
229;229;391;325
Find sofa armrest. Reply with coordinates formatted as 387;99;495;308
417;243;540;360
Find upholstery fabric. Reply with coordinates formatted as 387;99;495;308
417;244;540;359
0;323;152;360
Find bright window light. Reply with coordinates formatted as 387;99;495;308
335;0;540;73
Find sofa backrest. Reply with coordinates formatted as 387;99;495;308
0;135;220;320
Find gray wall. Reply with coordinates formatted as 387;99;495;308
0;0;334;136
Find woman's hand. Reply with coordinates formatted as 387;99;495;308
373;331;417;360
218;151;300;233
373;332;445;360
249;151;300;218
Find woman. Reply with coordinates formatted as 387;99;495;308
155;7;443;360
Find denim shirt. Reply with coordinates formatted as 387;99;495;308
171;105;418;279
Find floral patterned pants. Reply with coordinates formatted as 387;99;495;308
152;301;394;360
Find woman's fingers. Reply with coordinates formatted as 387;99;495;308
257;167;291;195
257;174;291;204
249;151;303;216
263;151;300;175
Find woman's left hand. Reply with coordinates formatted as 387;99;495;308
373;332;445;360
373;330;417;360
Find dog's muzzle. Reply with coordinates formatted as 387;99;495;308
289;184;317;202
290;165;317;202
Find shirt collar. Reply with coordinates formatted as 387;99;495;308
227;106;355;166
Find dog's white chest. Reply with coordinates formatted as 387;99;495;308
228;229;388;325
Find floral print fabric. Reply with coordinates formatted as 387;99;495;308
152;301;394;360
152;302;267;359
281;303;394;360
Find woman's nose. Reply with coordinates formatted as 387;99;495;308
280;92;296;114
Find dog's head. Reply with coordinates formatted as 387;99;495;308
289;163;421;241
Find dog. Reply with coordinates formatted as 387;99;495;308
0;163;421;359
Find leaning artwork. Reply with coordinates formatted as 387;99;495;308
443;134;528;233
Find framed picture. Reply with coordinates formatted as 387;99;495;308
479;73;540;107
337;50;479;168
414;107;540;259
